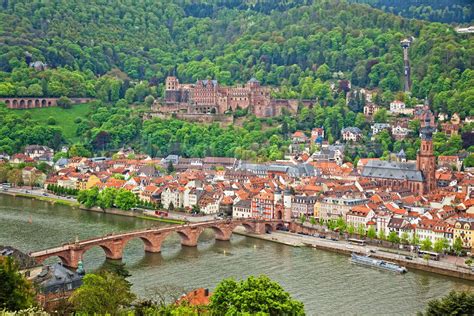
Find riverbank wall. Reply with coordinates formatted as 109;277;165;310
0;190;79;207
79;206;184;224
309;240;474;282
0;190;183;224
235;229;474;282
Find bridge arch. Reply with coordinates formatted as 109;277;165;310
231;221;256;234
86;244;115;258
36;254;70;266
121;234;168;256
275;222;286;231
80;241;123;264
264;223;273;233
205;225;230;241
159;229;200;249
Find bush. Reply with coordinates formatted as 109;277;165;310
57;96;72;109
47;116;56;125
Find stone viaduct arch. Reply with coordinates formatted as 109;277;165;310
0;97;92;109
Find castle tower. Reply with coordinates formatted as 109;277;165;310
165;77;181;103
416;117;436;194
166;76;179;91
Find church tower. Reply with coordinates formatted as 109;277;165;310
416;116;436;194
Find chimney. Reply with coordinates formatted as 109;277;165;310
204;288;209;297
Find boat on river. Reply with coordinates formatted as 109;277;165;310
351;253;407;274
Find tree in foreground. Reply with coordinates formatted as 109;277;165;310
433;238;449;254
114;188;138;210
0;257;35;311
421;238;433;251
210;275;305;315
367;226;376;240
387;231;400;245
69;271;136;315
400;232;410;245
418;290;474;316
452;237;463;255
98;187;118;209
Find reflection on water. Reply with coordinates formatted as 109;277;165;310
0;194;473;316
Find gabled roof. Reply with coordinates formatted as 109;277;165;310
361;160;423;181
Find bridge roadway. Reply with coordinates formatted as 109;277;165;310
30;219;284;268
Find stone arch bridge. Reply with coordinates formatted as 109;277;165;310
30;219;285;268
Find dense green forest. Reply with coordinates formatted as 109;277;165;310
1;98;470;164
0;0;472;161
349;0;473;24
0;0;472;111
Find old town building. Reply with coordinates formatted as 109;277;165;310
454;218;474;250
316;196;367;220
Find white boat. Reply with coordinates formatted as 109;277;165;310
351;253;407;274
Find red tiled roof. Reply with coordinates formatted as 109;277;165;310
176;288;211;306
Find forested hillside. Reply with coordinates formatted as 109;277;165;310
0;0;472;160
0;1;472;107
348;0;473;24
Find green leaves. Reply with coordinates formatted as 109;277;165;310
79;187;139;211
420;291;474;316
0;257;35;311
69;272;136;315
0;108;65;154
420;238;433;251
210;275;305;315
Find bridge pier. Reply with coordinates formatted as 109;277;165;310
179;227;203;247
67;248;86;269
214;223;234;241
95;239;127;261
254;222;267;234
142;232;171;253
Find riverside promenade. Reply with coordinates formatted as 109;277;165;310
234;227;474;281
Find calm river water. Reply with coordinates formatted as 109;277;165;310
0;194;472;315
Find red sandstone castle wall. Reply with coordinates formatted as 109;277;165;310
161;77;311;118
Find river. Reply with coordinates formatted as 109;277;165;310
0;194;472;315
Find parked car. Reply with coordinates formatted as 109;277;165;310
155;211;168;217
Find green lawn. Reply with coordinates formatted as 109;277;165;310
10;103;93;142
